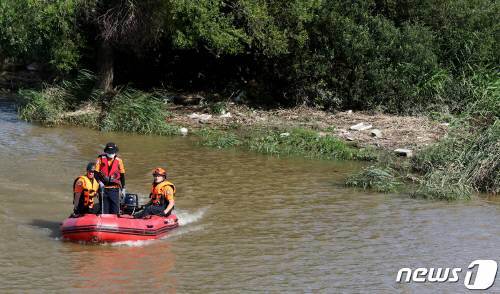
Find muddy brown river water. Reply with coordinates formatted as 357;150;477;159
0;96;499;293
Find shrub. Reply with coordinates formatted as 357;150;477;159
208;101;228;114
411;171;473;200
18;70;99;126
345;166;402;192
411;74;499;199
18;87;68;125
100;89;177;135
197;128;241;148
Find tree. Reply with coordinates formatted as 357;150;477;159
0;0;81;72
79;0;173;93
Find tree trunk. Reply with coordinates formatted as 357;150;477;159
97;39;114;93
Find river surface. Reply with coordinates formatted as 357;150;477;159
0;96;499;293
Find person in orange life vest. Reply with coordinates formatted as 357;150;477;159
134;167;175;218
95;142;126;214
73;162;100;215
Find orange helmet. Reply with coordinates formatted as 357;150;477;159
152;167;167;176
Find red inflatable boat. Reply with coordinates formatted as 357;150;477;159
60;214;179;243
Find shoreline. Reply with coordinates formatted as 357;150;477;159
11;86;498;200
166;103;449;152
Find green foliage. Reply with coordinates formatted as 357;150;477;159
411;171;473;201
18;87;69;126
411;76;499;199
100;89;177;135
17;70;98;125
238;0;498;113
286;6;445;113
415;0;499;73
18;72;179;135
208;101;228;114
197;128;241;148
195;126;378;160
346;166;402;193
63;106;100;127
246;128;372;160
464;72;500;120
171;0;249;54
0;0;82;72
3;0;498;115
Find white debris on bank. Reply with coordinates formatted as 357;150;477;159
370;129;382;138
350;122;373;131
394;148;413;157
179;127;188;136
188;113;212;123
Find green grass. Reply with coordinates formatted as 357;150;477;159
18;77;377;164
18;87;69;125
410;72;499;200
343;72;499;199
18;70;99;126
197;128;241;148
17;71;179;135
100;89;178;135
411;170;474;200
345;165;402;192
194;126;378;161
411;119;499;200
208;101;228;114
246;128;376;160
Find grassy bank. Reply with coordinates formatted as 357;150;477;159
197;127;377;161
345;72;499;200
16;71;499;200
16;75;376;162
18;71;178;135
410;76;499;200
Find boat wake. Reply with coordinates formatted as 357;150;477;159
108;207;208;246
177;207;207;226
111;239;156;247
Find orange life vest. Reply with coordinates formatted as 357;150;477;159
150;180;176;206
97;155;121;187
73;176;99;208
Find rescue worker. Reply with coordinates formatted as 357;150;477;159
134;167;175;218
73;162;100;215
95;142;126;214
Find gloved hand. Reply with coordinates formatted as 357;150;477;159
121;187;127;197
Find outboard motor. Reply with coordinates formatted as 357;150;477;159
121;193;139;215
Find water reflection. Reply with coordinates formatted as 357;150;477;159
70;242;176;292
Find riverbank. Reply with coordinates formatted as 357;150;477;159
11;80;499;200
167;103;449;151
14;85;448;157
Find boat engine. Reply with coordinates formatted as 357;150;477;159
121;193;139;215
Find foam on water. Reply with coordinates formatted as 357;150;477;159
110;239;157;247
161;224;207;240
102;208;208;246
176;207;207;226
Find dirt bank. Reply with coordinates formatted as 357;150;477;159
167;104;449;152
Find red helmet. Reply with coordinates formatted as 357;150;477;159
152;167;167;176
